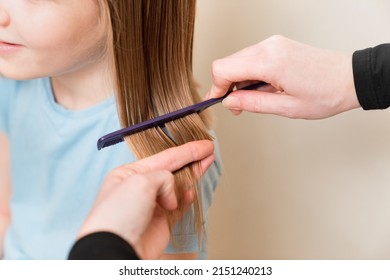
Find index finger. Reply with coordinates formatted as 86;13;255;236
136;140;214;174
207;55;270;99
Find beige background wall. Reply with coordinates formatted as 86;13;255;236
193;0;390;259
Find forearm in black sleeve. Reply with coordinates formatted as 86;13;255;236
68;232;140;260
353;44;390;110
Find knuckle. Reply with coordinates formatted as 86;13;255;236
252;95;263;113
107;166;125;180
268;34;286;43
211;59;225;78
265;35;288;54
106;163;143;183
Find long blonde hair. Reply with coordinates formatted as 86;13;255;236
102;0;213;248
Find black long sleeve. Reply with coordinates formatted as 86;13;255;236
353;44;390;110
68;232;140;260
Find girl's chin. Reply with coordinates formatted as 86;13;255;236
0;68;41;81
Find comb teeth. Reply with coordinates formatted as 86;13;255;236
97;136;124;150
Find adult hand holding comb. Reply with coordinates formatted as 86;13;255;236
207;35;360;119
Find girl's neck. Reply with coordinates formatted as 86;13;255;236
51;56;113;110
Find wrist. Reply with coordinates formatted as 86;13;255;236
344;53;361;111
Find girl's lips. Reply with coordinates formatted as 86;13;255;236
0;41;23;54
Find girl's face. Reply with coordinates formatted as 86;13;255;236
0;0;109;80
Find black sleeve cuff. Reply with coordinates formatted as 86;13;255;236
68;232;140;260
353;44;390;110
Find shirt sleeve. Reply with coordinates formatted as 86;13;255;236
68;232;140;260
0;77;14;134
353;44;390;110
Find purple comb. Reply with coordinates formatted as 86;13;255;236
97;81;266;150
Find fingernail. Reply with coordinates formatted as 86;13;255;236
223;95;241;109
231;110;243;116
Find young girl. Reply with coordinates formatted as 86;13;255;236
0;0;221;260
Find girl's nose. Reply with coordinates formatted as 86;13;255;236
0;7;10;27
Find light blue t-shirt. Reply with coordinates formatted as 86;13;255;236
0;77;221;259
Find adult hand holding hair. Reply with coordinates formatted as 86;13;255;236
207;35;362;119
69;140;215;260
